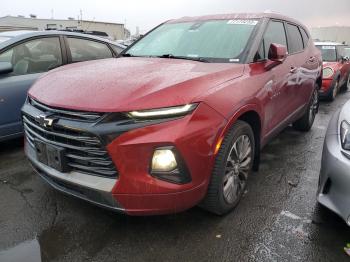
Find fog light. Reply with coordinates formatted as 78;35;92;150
152;149;177;172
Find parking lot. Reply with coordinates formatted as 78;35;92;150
0;90;348;262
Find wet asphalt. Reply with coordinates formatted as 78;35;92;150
1;90;350;262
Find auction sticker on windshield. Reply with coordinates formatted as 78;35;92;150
227;20;258;25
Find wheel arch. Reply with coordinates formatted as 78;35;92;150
216;105;263;171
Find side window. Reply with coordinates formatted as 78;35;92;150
286;24;304;54
67;38;113;62
260;21;287;60
0;37;62;76
300;28;309;48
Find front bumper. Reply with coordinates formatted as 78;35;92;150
24;102;227;215
317;110;350;225
318;78;335;98
26;142;124;212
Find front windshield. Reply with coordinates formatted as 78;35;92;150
126;19;259;63
0;36;11;44
317;45;337;62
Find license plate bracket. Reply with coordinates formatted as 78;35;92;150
34;139;69;172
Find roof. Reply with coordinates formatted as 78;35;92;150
168;12;306;28
0;30;37;38
0;15;123;26
314;41;346;46
0;30;125;49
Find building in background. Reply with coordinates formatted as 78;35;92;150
0;15;127;40
311;26;350;44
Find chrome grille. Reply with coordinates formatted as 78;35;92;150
23;101;118;178
28;97;103;122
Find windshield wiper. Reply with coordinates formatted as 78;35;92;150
158;54;210;63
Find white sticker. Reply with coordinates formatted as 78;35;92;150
229;58;240;62
227;20;258;25
322;46;336;50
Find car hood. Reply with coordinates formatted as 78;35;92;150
29;57;244;112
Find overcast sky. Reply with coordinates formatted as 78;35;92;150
1;0;349;34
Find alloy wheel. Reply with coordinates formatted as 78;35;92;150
223;135;252;204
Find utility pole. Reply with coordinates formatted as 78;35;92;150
80;9;83;28
124;19;127;40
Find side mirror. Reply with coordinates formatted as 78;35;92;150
268;43;288;63
341;56;349;63
0;62;13;75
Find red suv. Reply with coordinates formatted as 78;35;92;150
316;42;350;101
23;13;322;215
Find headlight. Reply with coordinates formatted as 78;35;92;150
340;121;350;150
128;103;198;119
323;67;334;78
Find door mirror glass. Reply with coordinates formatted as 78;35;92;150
268;43;288;63
0;62;13;75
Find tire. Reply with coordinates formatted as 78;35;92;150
293;85;319;132
326;78;339;101
200;120;255;215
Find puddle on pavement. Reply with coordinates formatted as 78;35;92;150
0;239;41;262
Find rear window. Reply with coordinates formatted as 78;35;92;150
316;45;337;62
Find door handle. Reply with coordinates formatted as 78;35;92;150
309;56;316;63
290;67;298;74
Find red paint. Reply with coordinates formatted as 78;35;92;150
28;13;322;215
321;61;350;93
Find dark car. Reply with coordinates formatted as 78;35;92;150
0;30;125;142
315;42;350;101
23;13;322;215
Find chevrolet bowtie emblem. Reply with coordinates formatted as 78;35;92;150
35;115;55;127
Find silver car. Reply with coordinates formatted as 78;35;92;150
318;99;350;225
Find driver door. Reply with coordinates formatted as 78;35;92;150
257;20;294;132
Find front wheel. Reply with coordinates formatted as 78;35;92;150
293;86;319;132
200;121;255;215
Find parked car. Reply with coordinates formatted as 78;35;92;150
23;13;322;215
318;100;350;225
0;30;125;142
315;42;350;101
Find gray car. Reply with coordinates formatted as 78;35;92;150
0;30;125;141
318;99;350;225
